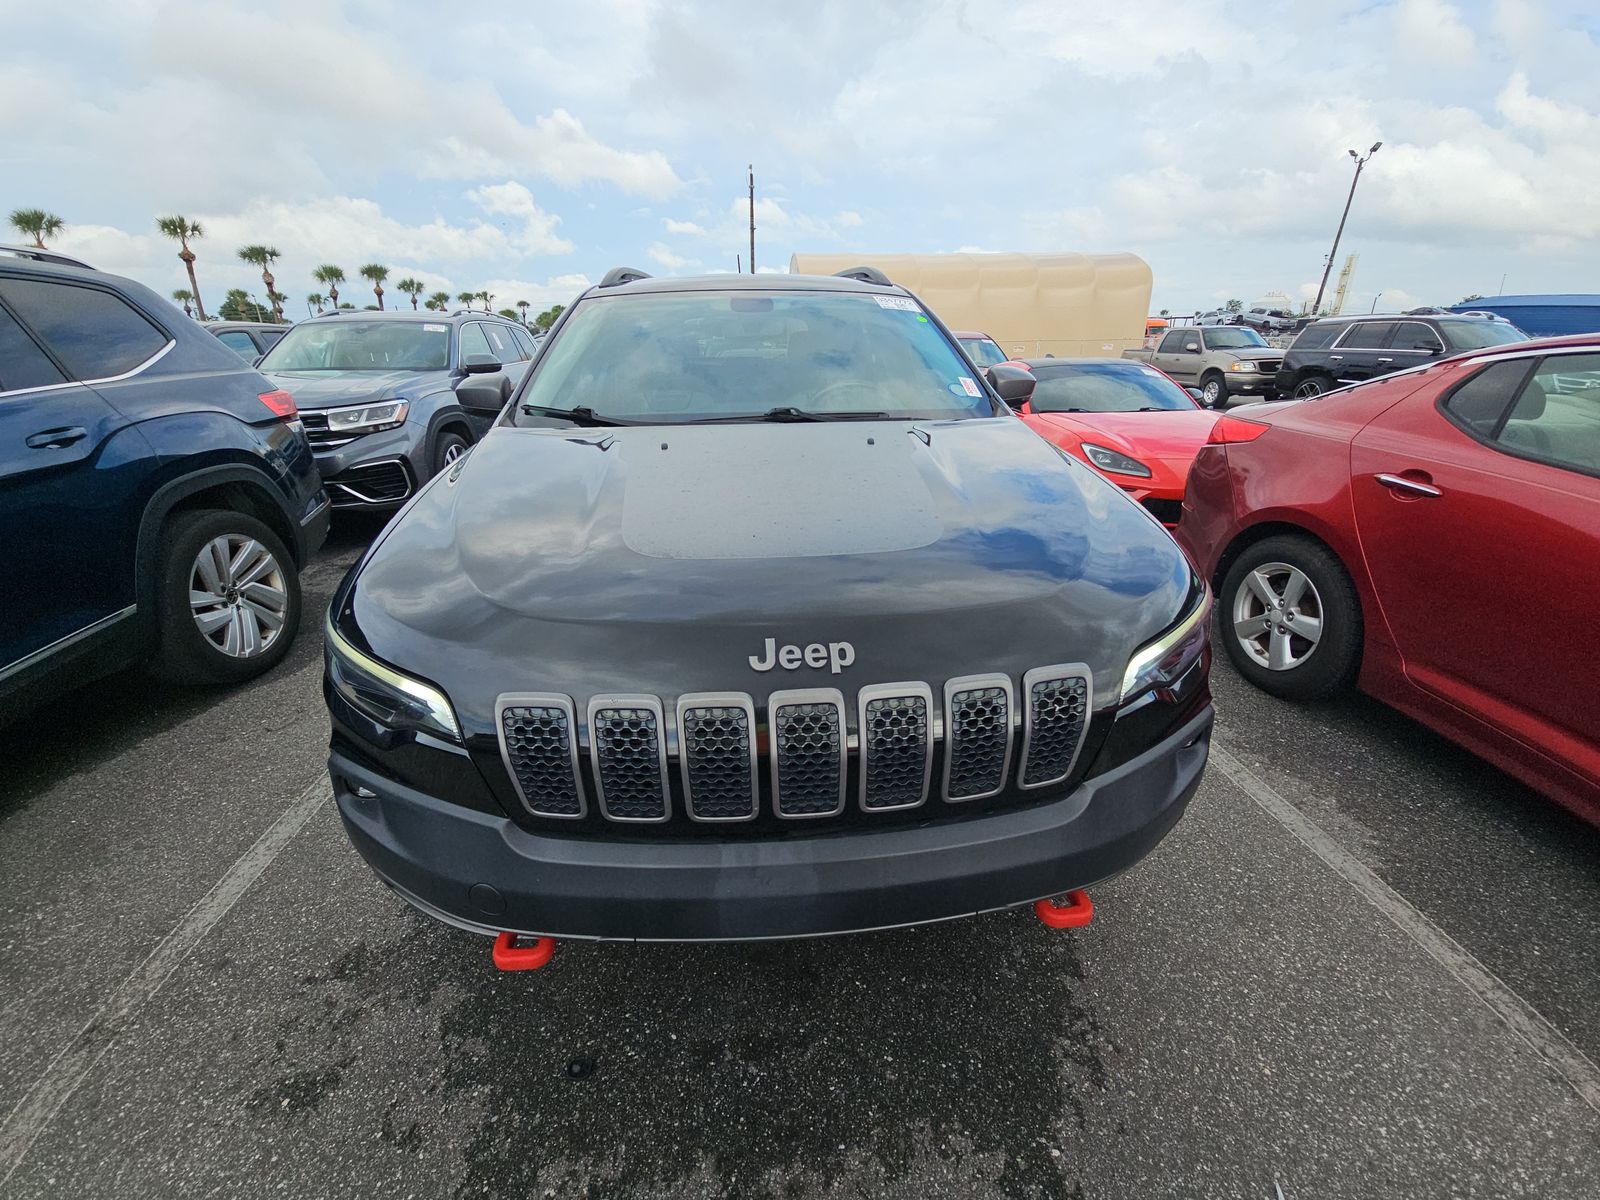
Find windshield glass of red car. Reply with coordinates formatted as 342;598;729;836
1028;363;1197;413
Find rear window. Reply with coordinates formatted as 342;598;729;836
0;301;67;392
515;290;996;425
1337;322;1396;350
0;278;169;380
1291;323;1341;350
1028;363;1197;413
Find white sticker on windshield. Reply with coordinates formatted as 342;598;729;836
958;376;981;397
424;323;447;332
1140;365;1164;377
875;296;921;312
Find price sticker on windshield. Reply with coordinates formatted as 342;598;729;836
957;376;982;396
875;296;921;312
424;323;447;332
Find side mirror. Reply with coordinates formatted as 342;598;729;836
984;363;1035;407
252;354;265;368
1185;387;1206;403
461;355;503;375
1185;342;1201;353
457;376;508;414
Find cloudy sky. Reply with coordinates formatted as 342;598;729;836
5;0;1598;318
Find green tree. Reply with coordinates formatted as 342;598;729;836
478;290;492;312
156;215;208;320
171;288;195;318
516;299;530;325
359;263;389;310
395;276;425;310
534;303;564;331
498;307;518;319
456;291;476;310
427;290;451;311
1224;298;1243;314
9;207;64;248
218;288;270;322
237;245;283;320
313;264;345;309
306;292;325;315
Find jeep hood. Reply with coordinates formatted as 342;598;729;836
342;419;1193;728
264;369;443;410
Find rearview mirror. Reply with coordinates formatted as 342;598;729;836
457;376;507;414
461;355;503;375
984;363;1035;407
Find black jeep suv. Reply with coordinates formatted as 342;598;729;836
1275;312;1528;398
260;310;540;510
324;268;1213;943
0;245;327;718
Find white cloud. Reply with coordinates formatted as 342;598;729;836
662;218;706;235
1393;0;1476;66
646;242;698;269
464;182;574;255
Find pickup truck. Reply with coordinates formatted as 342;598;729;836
1122;324;1283;407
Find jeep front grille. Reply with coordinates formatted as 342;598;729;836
943;675;1014;801
769;690;847;818
1019;667;1091;789
858;683;933;811
677;694;758;822
497;695;585;818
588;696;669;822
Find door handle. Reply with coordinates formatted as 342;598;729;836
1376;356;1394;364
1375;472;1442;498
25;426;88;450
1329;354;1343;360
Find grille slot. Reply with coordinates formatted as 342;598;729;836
769;689;846;818
496;694;585;818
943;674;1015;801
857;683;933;812
1019;666;1092;790
326;458;412;506
588;695;669;822
677;693;758;822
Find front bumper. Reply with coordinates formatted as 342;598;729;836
309;421;430;508
331;705;1213;942
1224;371;1276;395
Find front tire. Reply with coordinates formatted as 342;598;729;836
150;510;301;686
433;430;471;475
1200;372;1228;408
1219;534;1361;701
1293;375;1330;399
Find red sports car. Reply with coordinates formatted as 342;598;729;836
1010;357;1222;527
1177;334;1600;823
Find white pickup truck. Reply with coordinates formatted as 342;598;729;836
1122;325;1284;407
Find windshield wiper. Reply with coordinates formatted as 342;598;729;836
694;406;890;424
519;404;634;427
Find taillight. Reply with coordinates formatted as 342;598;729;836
258;390;298;420
1206;414;1269;445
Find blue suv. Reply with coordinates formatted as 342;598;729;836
0;245;329;717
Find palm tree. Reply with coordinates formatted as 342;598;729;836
172;288;195;318
9;208;64;248
237;245;284;321
395;277;425;310
516;299;530;325
478;290;493;312
456;291;475;310
156;216;208;320
307;292;324;316
359;263;389;310
428;290;451;312
313;264;345;310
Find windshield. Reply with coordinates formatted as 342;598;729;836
512;291;998;424
1438;320;1529;349
1028;362;1197;413
1204;328;1268;349
261;320;450;372
959;336;1007;368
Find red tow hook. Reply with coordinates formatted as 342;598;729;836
492;931;557;971
1033;889;1094;930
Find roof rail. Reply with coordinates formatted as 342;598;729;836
599;266;651;288
833;265;892;287
0;243;93;269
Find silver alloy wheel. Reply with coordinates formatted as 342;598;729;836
1203;378;1223;405
1231;560;1324;671
188;534;289;658
1294;378;1325;398
443;440;467;466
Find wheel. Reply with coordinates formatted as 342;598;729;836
150;509;301;685
1293;376;1329;399
1219;534;1362;701
433;430;471;475
1200;373;1228;408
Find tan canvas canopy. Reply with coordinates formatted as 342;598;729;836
788;251;1152;359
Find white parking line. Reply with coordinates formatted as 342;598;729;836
1211;742;1600;1117
0;775;333;1186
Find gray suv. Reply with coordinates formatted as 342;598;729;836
259;310;540;509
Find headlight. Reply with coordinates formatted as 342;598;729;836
325;615;460;741
1227;361;1256;372
324;399;410;435
1120;585;1212;704
1081;442;1152;478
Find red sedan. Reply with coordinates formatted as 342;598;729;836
1177;334;1600;823
1009;357;1221;527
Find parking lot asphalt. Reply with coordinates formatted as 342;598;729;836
2;521;1597;1199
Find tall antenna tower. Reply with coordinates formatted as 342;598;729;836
1330;252;1359;316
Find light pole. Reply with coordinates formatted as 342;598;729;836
1370;291;1383;313
1311;142;1381;317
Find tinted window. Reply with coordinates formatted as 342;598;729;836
215;330;258;356
1392;322;1443;352
1437;319;1529;350
484;323;523;362
1028;362;1197;413
510;326;538;358
458;323;494;363
259;329;286;348
0;302;67;392
1337;321;1396;350
515;290;995;424
0;279;168;380
1443;360;1529;435
1159;329;1193;353
1495;354;1600;475
1291;323;1341;350
261;320;449;372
